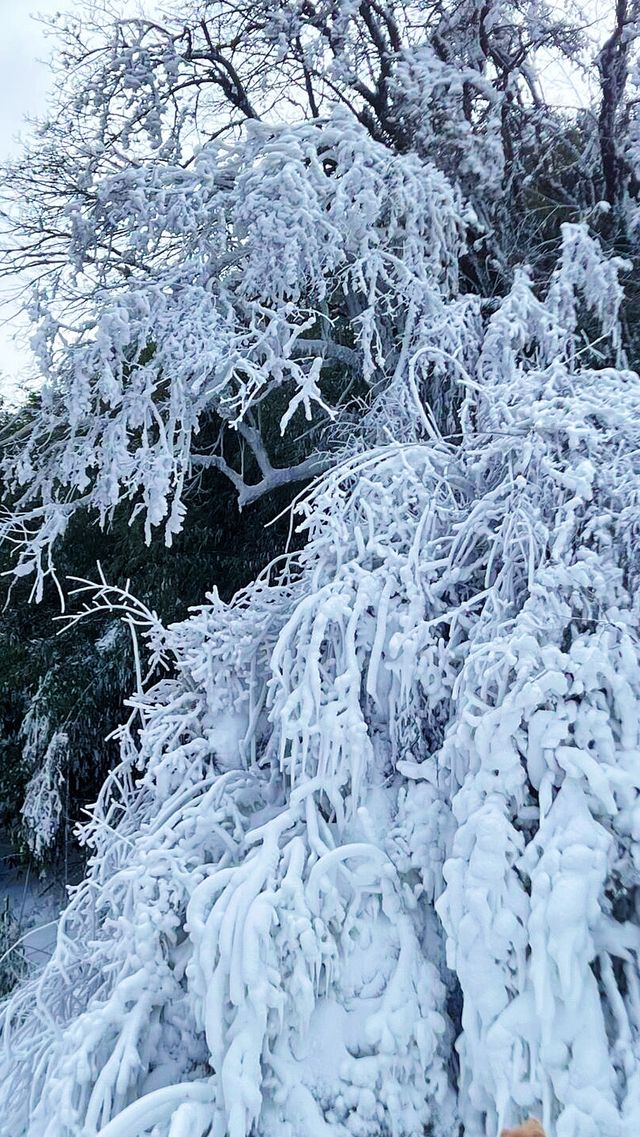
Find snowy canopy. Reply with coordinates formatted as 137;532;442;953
2;2;640;1136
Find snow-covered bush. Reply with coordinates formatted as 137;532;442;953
2;220;640;1137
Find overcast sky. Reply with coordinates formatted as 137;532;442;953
0;2;58;151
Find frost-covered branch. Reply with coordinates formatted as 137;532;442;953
190;448;332;506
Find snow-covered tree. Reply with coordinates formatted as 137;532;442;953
0;0;599;595
2;3;640;1137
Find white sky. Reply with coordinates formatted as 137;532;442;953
0;2;59;151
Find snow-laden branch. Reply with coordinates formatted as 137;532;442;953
0;113;464;592
190;450;332;506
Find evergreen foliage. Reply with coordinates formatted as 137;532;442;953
0;451;292;859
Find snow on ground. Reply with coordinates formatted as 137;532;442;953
0;838;67;974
